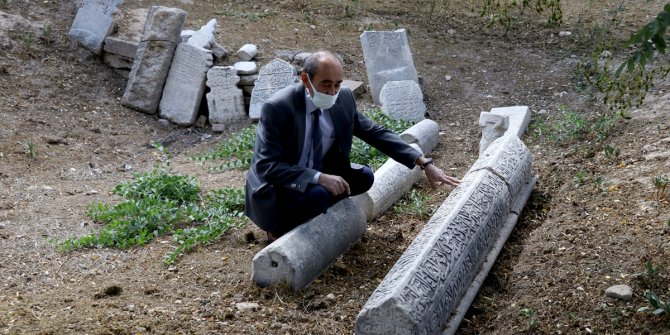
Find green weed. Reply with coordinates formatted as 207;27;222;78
191;125;256;172
21;33;35;49
519;308;538;331
22;141;37;159
345;0;363;18
638;290;670;316
41;25;53;45
351;107;414;170
574;171;587;186
214;9;276;22
653;175;668;199
603;144;620;160
393;188;431;218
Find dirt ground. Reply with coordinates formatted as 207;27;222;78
1;0;670;334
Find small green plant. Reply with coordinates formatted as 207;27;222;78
393;188;431;218
214;9;276;22
638;290;670;316
303;9;316;25
21;33;35;49
519;308;538;331
574;171;587;186
653;175;668;199
593;176;606;192
22;141;37;159
41;24;53;45
350;107;414;170
191;125;256;172
603;144;620;160
476;0;562;33
345;0;363;18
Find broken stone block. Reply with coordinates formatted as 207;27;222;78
206;66;246;127
379;80;426;122
122;6;186;114
249;58;297;119
103;36;137;59
211;41;230;59
237;43;257;61
489;106;531;138
478;112;509;156
360;29;419;104
399;119;440;155
342;79;364;97
159;43;213;126
68;0;123;54
252;198;366;291
186;19;216;49
234;61;258;75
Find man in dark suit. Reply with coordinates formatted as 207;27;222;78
245;51;460;241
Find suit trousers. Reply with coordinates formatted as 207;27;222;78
273;165;374;235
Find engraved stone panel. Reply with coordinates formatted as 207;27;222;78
206;66;246;126
249;58;297;119
379;80;426;122
360;29;419;104
356;134;533;335
68;0;123;54
478;112;509;156
122;6;186;114
159;43;213;125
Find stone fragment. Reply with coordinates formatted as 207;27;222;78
180;29;195;43
211;124;226;133
235;302;260;312
353;144;423;221
356;135;533;335
122;6;186;114
234;61;258;75
195;115;207;128
103;53;133;69
238;74;258;86
159;43;213;125
478;112;509;155
68;0;123;54
206;66;246;126
379;80;426;122
489;106;531;138
399;119;440;155
605;285;633;301
0;222;6;229
293;52;310;66
237;43;258;61
252;198;366;291
211;41;230;59
249;59;297;119
360;29;419;104
103;36;137;59
342;79;364;97
186;19;216;49
111;7;148;45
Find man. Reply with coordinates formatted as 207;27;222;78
245;51;460;242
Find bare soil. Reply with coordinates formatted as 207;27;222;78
1;0;669;334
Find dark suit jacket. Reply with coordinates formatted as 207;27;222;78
244;83;421;232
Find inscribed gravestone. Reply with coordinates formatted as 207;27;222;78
122;6;186;114
360;29;419;104
249;58;297;119
379;80;426;122
159;43;213;125
206;66;246;127
69;0;123;54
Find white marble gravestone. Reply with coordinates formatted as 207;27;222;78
206;66;246;127
248;58;297;119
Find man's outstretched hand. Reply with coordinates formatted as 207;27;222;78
318;173;351;196
424;164;460;188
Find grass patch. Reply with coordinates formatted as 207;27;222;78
214;9;276;22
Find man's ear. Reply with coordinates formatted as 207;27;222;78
300;73;312;94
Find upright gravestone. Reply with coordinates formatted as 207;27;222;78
360;29;419;104
379;80;426;122
158;44;213;125
122;6;186;114
206;66;246;128
248;58;297;119
68;0;123;54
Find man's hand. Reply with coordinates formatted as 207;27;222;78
317;173;351;196
424;164;460;188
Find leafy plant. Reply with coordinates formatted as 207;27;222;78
574;170;587;186
351;107;414;170
519;307;538;331
476;0;562;33
393;188;431;218
653;175;668;199
214;9;276;22
22;141;37;159
638;290;670;316
593;176;606;192
191;125;256;172
603;144;620;160
41;24;53;45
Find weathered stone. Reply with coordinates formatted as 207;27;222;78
195;115;207;128
68;0;123;54
360;29;419;104
238;74;258;86
103;53;133;69
206;66;246;126
342;79;364;97
159;43;213;125
186;19;216;49
399;119;440;154
211;41;229;59
356;135;532;335
249;59;297;119
111;7;148;44
353;144;423;221
211;123;226;133
252;198;366;291
235;302;260;312
241;85;254;95
478;112;509;155
379;80;426;122
122;6;186;114
605;285;633;301
103;36;137;59
490;106;531;138
293;52;310;66
237;43;258;61
180;29;195;43
234;61;258;75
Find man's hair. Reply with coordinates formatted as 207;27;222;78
303;51;343;78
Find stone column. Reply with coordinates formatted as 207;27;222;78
355;135;533;335
122;6;186;114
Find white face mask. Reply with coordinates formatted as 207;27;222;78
307;75;339;110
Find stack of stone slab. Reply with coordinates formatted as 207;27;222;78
234;61;259;114
251;119;440;290
68;0;124;55
101;7;147;78
360;29;419;105
249;58;298;120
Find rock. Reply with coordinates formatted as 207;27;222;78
237;43;258;61
232;293;244;302
123;304;135;312
68;0;123;54
605;285;633;301
559;31;572;37
211;41;230;59
235;302;260;312
186;19;217;49
233;61;258;75
0;222;6;229
445;75;452;81
195;115;207;128
326;293;336;300
206;66;246;127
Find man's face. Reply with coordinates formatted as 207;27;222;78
301;57;344;97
